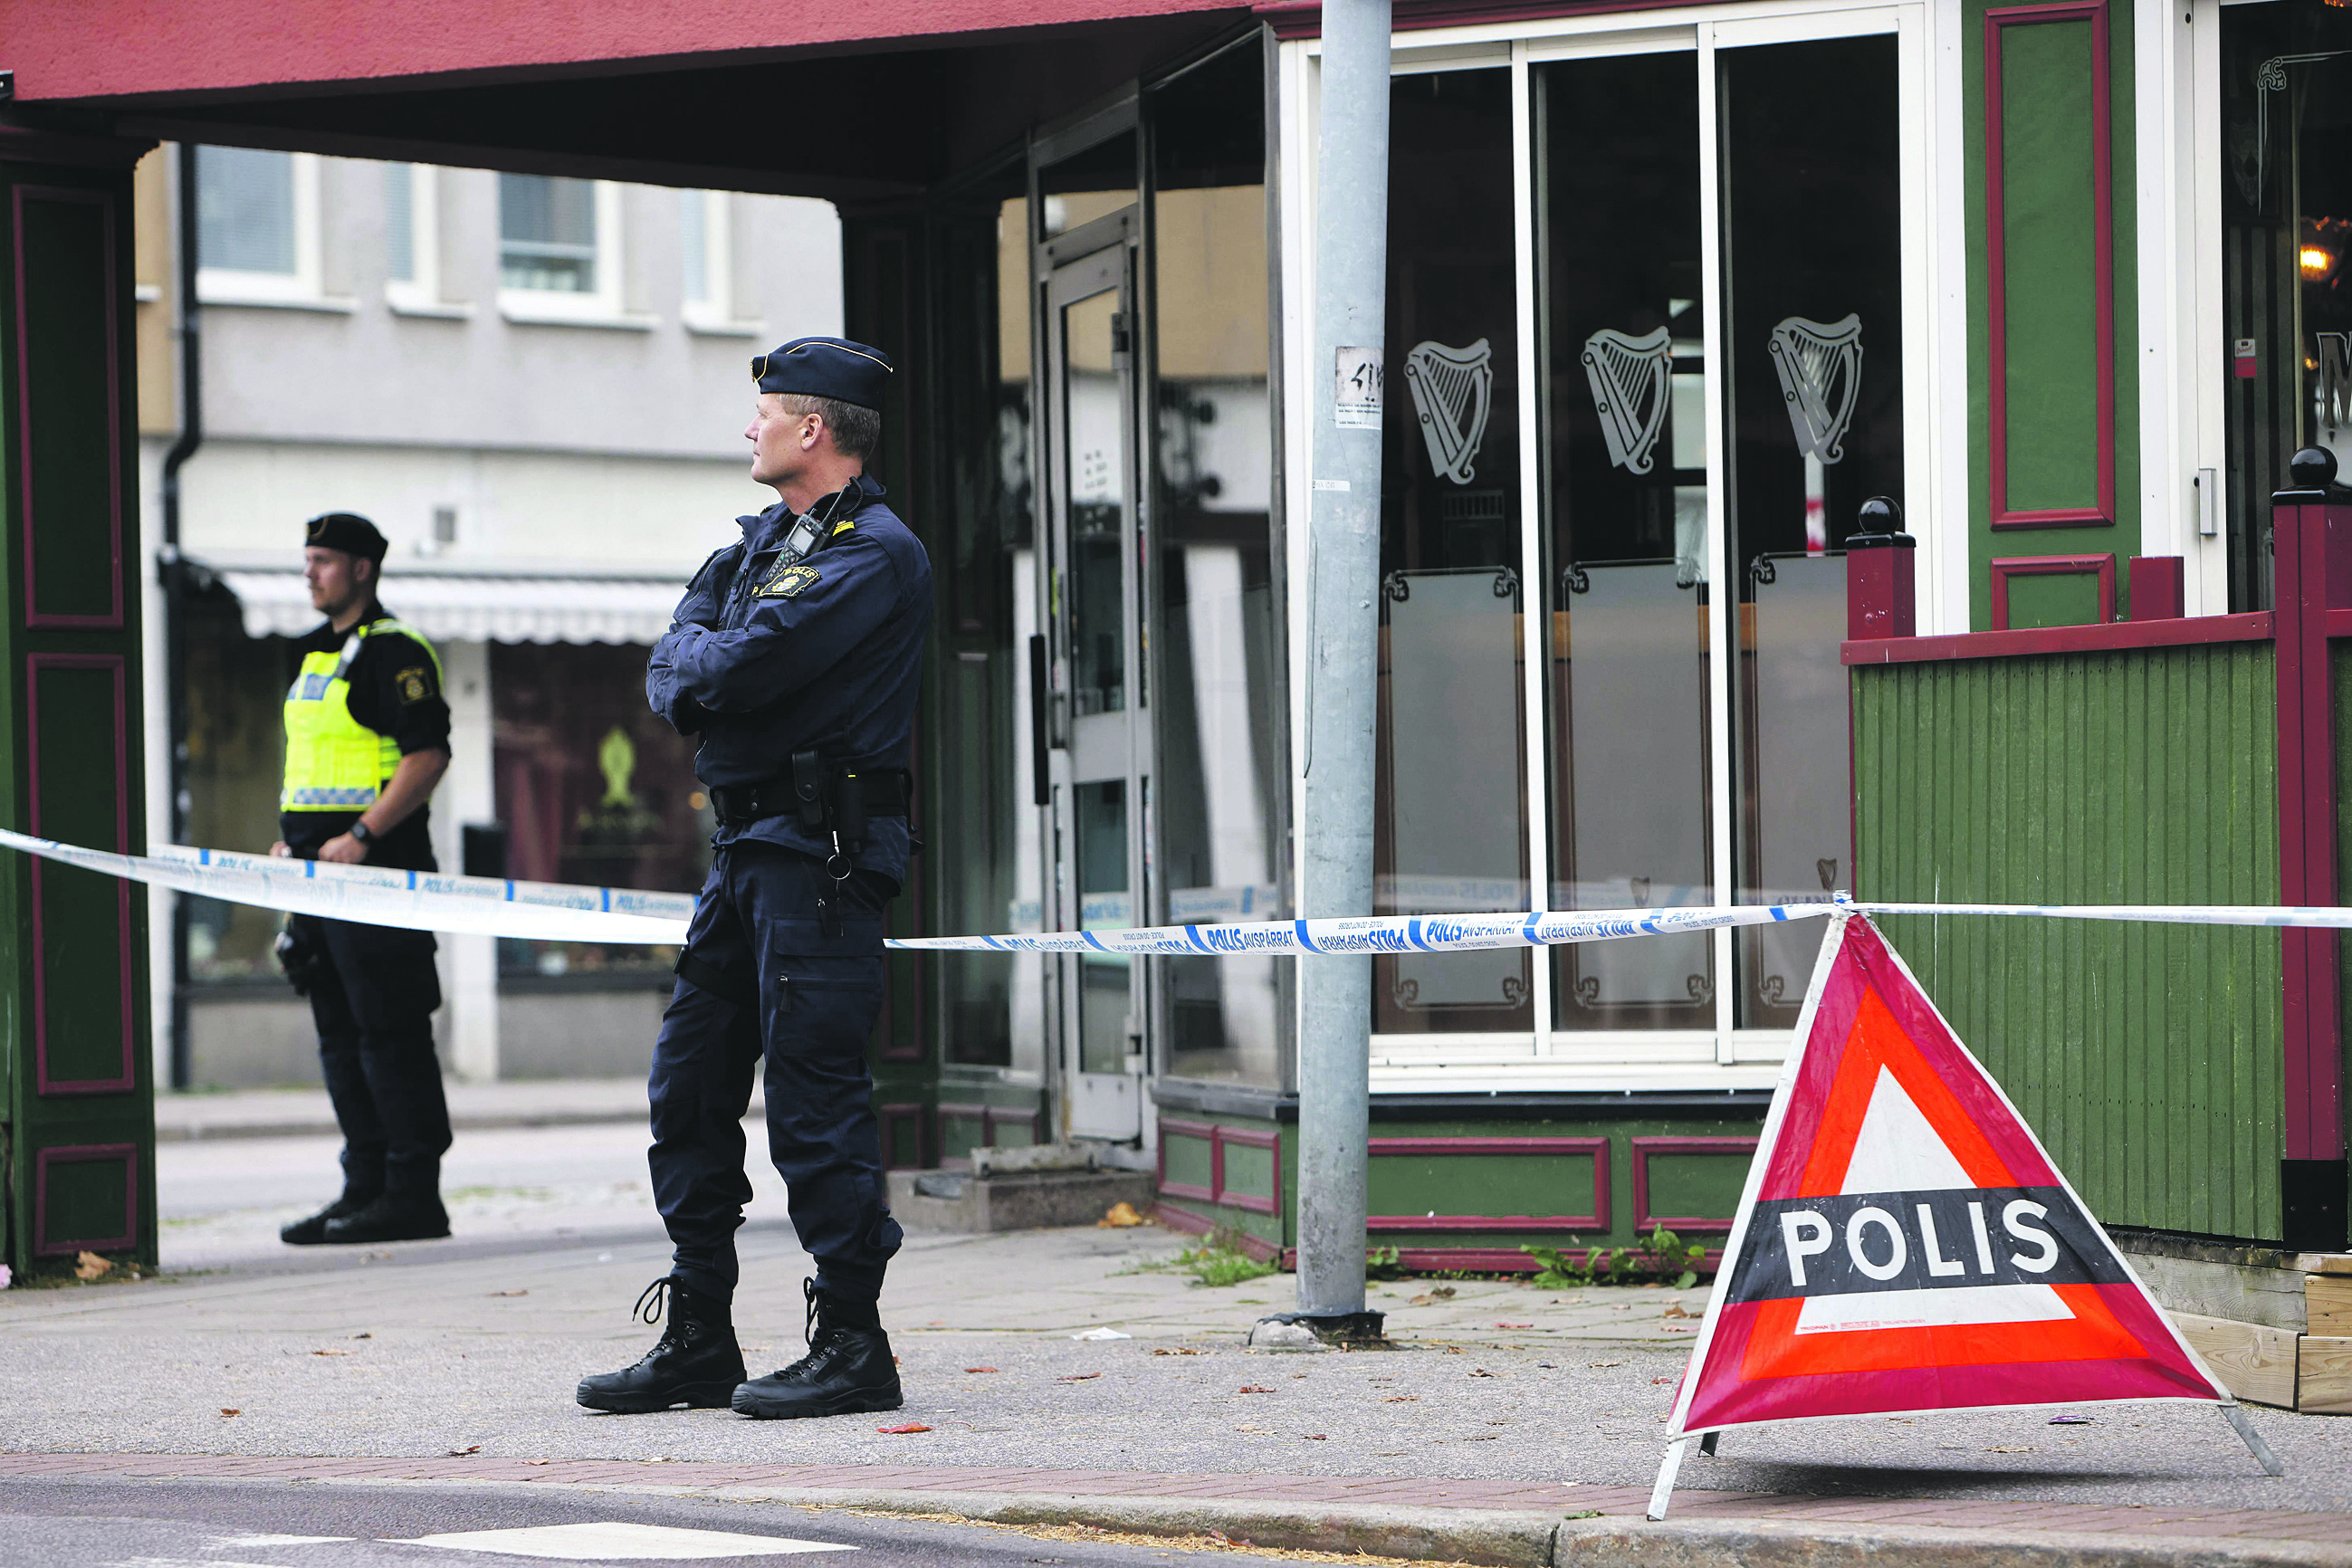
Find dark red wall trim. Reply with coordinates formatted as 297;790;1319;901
32;1143;139;1256
1984;2;2116;531
1630;1135;1756;1234
1987;553;2117;631
1845;610;2271;666
1365;1135;1608;1233
13;186;126;631
27;653;134;1097
1257;0;1717;39
1155;1117;1282;1214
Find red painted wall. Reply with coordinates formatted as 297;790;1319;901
5;0;1238;102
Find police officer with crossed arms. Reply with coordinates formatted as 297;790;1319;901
272;512;455;1247
579;337;932;1420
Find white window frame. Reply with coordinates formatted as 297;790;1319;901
681;187;765;337
498;178;650;329
386;162;473;320
195;148;345;311
1282;0;1938;1092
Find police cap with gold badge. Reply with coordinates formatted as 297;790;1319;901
304;511;388;564
751;337;894;410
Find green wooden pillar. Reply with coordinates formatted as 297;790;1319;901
0;131;156;1281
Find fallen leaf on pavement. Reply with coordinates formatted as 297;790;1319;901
1468;1369;1496;1378
1301;1434;1327;1440
1496;1321;1532;1329
447;1445;481;1456
1408;1286;1458;1305
1058;1372;1102;1382
1382;1395;1420;1402
1238;1385;1275;1394
489;1289;528;1298
1097;1201;1144;1228
877;1423;932;1434
219;1409;241;1418
1661;1302;1694;1318
1588;1360;1623;1369
1651;1378;1675;1385
1986;1445;2037;1453
963;1366;999;1374
523;1460;550;1467
74;1251;112;1281
351;1333;372;1340
1151;1347;1208;1356
311;1349;349;1357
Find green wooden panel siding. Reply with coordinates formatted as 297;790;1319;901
1367;1152;1596;1222
1997;19;2101;513
43;1152;129;1248
1162;1131;1214;1192
1966;0;2139;628
18;192;117;619
33;663;128;1085
939;1110;986;1164
2005;570;2105;631
1221;1139;1276;1203
1853;646;2283;1238
1643;1152;1747;1224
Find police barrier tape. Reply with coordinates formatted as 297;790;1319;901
16;826;2352;951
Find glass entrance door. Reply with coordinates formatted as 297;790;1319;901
1044;238;1149;1142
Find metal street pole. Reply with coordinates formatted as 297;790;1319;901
1294;0;1391;1331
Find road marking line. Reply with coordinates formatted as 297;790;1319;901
395;1521;856;1559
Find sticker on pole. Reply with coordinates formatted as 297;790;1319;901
1334;347;1383;429
1657;914;2243;1492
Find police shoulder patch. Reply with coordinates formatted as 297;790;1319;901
396;665;432;703
760;563;822;599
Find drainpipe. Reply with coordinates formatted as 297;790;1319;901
1289;0;1390;1337
158;143;201;1091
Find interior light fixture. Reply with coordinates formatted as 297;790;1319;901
2303;244;2337;280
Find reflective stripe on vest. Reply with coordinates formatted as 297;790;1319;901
281;619;443;811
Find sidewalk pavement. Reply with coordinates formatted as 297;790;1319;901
155;1076;693;1142
10;1156;2352;1567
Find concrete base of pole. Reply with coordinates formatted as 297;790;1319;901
1249;1311;1389;1350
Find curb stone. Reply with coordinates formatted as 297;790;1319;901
1551;1518;2352;1568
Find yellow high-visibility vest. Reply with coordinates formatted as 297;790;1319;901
281;619;442;812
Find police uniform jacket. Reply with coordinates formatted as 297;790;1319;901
647;473;932;885
280;610;452;873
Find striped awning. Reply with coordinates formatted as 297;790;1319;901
202;559;691;645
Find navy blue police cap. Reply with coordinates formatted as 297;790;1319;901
303;512;387;564
751;336;894;410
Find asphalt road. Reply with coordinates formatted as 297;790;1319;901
0;1477;1312;1566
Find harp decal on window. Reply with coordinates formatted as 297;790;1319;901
1581;327;1674;475
1768;313;1865;464
1404;339;1495;485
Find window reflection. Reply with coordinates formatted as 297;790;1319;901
1151;40;1286;1087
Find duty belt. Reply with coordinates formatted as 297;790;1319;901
708;771;908;829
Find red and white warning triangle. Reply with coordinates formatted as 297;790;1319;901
1650;913;2274;1515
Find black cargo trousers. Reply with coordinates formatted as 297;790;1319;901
647;839;904;1305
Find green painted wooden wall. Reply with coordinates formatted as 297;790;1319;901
1853;646;2283;1238
1965;0;2140;627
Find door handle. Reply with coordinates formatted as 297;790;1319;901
1028;633;1051;807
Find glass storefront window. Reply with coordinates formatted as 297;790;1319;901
184;593;297;981
1375;66;1532;1035
1718;33;1900;1025
930;158;1044;1071
1150;39;1286;1086
1535;49;1713;1031
491;641;706;978
2221;0;2352;610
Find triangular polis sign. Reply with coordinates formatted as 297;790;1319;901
1659;913;2241;1492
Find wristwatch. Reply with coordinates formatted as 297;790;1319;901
348;819;376;847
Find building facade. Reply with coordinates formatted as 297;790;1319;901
4;0;2347;1284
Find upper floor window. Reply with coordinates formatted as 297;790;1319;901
196;146;325;306
679;187;760;335
384;162;464;316
498;173;626;322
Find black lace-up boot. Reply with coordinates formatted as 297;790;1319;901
731;1278;902;1420
577;1276;747;1414
280;1187;380;1247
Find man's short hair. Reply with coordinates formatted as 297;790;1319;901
779;394;880;464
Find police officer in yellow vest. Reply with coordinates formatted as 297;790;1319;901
272;512;457;1247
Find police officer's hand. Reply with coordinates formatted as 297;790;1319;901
270;841;291;857
318;833;369;865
